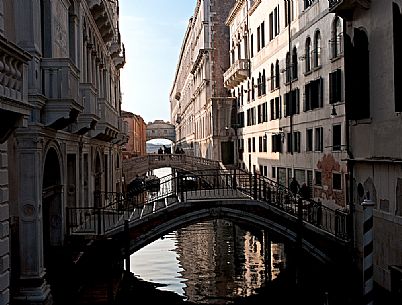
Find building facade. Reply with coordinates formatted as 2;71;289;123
0;0;127;304
330;0;402;297
170;0;236;162
225;0;347;208
122;111;146;159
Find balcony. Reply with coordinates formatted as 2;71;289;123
0;36;31;142
114;117;129;145
41;58;83;130
223;59;250;89
75;83;99;135
328;0;370;17
92;98;119;142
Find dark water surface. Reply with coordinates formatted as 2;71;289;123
125;168;356;305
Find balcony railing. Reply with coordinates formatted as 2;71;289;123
92;98;119;141
223;59;250;89
42;58;83;129
0;35;31;142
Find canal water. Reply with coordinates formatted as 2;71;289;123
127;168;356;305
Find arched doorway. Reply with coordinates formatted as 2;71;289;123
42;147;63;301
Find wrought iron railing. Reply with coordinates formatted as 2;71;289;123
67;169;351;241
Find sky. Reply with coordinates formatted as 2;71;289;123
119;0;196;124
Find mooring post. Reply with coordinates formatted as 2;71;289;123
124;220;130;272
362;196;375;305
296;197;303;286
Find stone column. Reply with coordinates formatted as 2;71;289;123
13;135;51;304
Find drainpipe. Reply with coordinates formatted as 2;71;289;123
287;0;293;156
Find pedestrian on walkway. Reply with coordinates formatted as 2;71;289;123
290;177;300;196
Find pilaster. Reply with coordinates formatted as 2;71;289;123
13;132;52;305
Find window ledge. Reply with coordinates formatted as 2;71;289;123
304;70;313;76
330;54;344;62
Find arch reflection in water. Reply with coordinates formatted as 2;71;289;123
130;219;287;304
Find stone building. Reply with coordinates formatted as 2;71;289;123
170;0;236;162
0;0;126;304
225;0;347;208
330;0;402;297
122;110;146;159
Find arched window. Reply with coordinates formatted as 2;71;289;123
292;46;298;80
332;17;343;58
305;37;311;72
314;30;321;67
275;60;280;88
271;63;275;90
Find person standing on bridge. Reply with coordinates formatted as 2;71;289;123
290;177;300;196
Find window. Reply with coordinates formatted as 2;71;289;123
262;102;268;122
304;78;323;111
262;69;266;95
315;171;322;186
248;138;252;152
313;30;321;68
304;0;315;10
270;97;281;120
315;127;323;152
333;173;342;190
284;88;300;116
251;78;255;100
349;29;370;120
331;17;343;58
275;60;280;88
286;132;292;153
271;63;275;90
269;12;274;41
237;112;244;128
246;108;255;126
287;132;300;153
284;0;294;27
393;3;402;112
285;52;291;83
306;128;313;152
274;6;280;36
272;166;276;178
252;137;256;152
293;131;301;153
305;37;311;72
329;69;342;104
333;124;342;151
251;34;254;57
259;137;263;152
292;47;298;80
261;21;265;49
272;134;282;152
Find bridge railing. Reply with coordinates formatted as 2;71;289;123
123;154;221;182
66;169;350;240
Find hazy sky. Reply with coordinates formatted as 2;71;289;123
119;0;195;124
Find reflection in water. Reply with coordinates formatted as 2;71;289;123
131;219;287;304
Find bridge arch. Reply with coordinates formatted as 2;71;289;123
146;120;175;142
109;200;350;267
